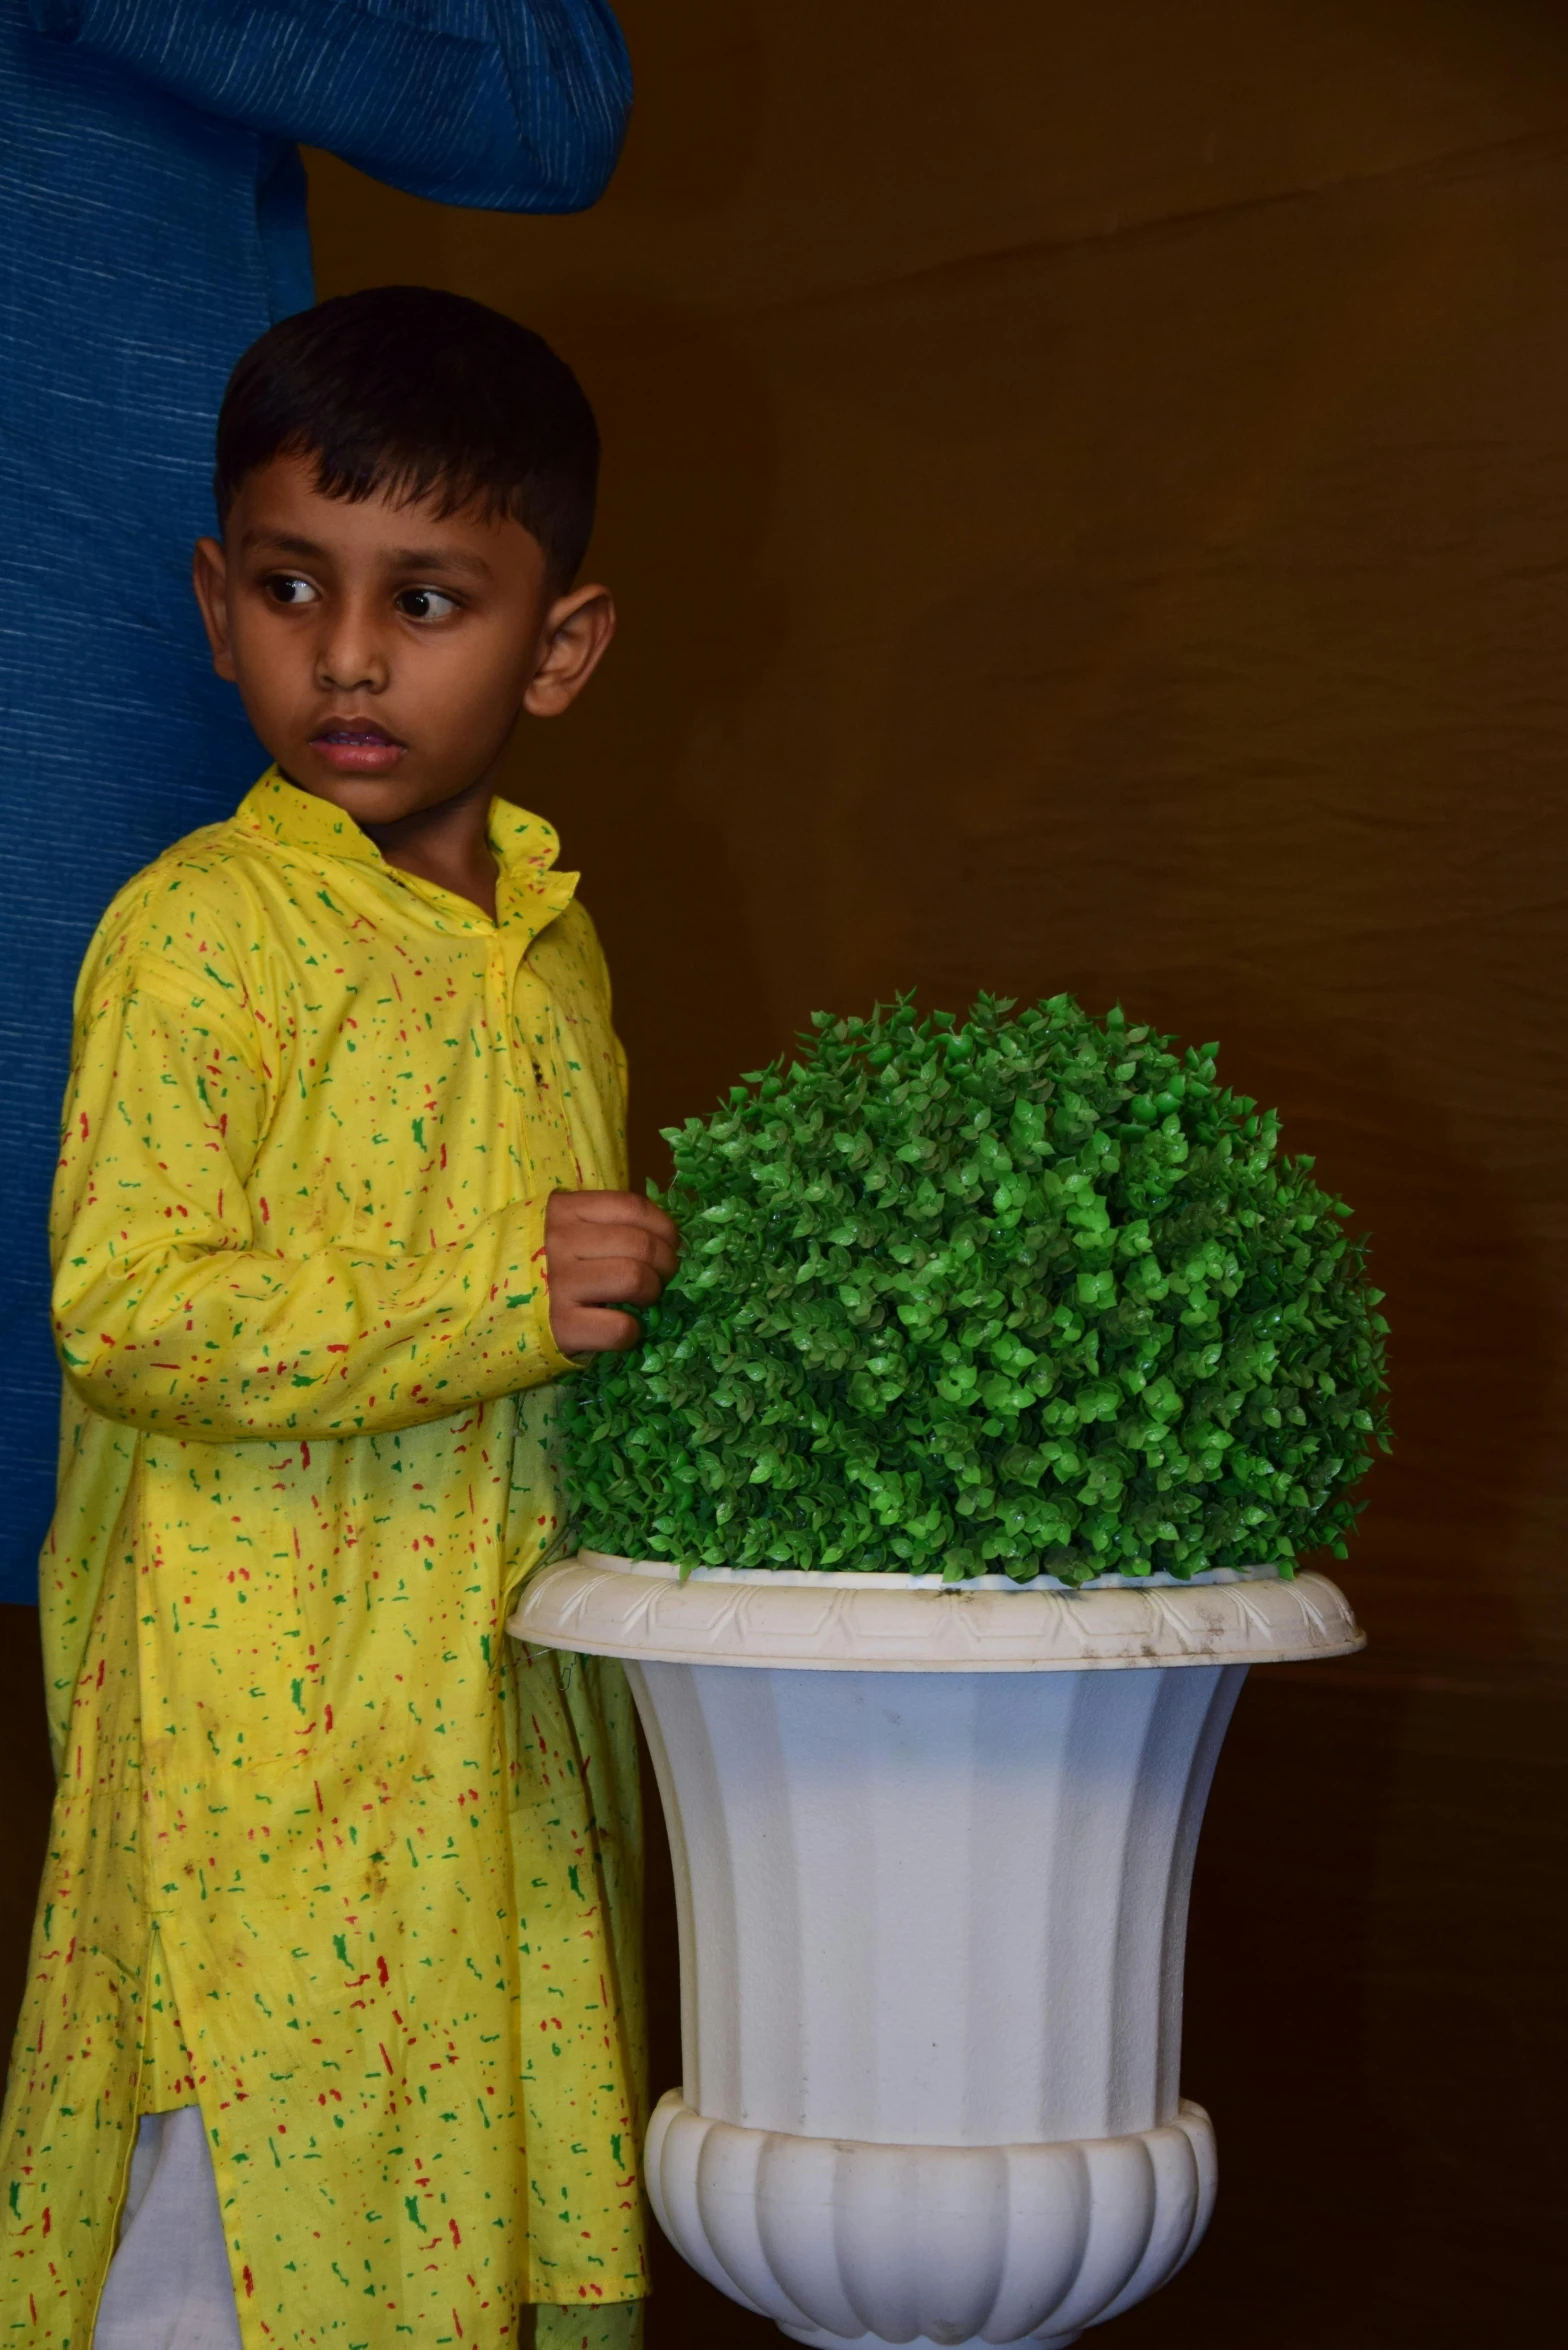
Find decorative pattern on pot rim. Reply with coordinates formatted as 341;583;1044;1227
509;1554;1365;1672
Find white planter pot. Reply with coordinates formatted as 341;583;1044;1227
511;1558;1362;2348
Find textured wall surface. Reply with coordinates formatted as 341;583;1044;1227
3;4;1564;2342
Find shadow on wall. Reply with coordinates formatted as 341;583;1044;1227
1119;1669;1566;2349
0;1613;53;2082
494;296;790;1186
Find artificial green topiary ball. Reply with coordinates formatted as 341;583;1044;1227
561;995;1389;1584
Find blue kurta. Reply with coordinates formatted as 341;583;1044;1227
0;0;631;1601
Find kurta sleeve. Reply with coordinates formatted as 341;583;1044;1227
26;0;631;211
52;950;580;1440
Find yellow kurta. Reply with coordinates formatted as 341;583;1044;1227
0;774;647;2344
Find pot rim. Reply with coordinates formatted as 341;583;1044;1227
508;1552;1365;1672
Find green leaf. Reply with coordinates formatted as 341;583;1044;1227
561;993;1389;1584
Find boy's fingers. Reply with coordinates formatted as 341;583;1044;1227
554;1304;642;1356
542;1196;681;1344
555;1188;674;1225
569;1226;679;1280
550;1190;680;1245
563;1255;668;1308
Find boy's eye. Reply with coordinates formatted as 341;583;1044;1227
395;587;459;622
264;574;319;607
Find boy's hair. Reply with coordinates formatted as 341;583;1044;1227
214;286;599;584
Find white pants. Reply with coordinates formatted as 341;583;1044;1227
94;2109;241;2350
93;2109;645;2348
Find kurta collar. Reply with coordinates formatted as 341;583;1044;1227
233;768;579;935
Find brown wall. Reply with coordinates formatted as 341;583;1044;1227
3;4;1564;2341
307;0;1568;1697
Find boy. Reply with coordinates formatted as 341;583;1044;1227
0;286;676;2349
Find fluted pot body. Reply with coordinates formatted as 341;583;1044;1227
510;1558;1362;2348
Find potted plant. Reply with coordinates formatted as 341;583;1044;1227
511;997;1384;2348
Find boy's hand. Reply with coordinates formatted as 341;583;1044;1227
545;1190;680;1357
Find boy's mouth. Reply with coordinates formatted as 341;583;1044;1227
311;720;407;774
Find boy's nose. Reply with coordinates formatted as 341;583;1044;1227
317;622;389;694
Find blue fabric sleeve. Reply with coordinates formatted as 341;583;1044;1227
25;0;632;211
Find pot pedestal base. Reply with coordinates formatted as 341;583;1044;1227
647;2090;1216;2348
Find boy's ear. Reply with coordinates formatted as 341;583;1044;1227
192;536;238;681
524;585;616;719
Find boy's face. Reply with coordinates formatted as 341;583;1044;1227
192;455;613;825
